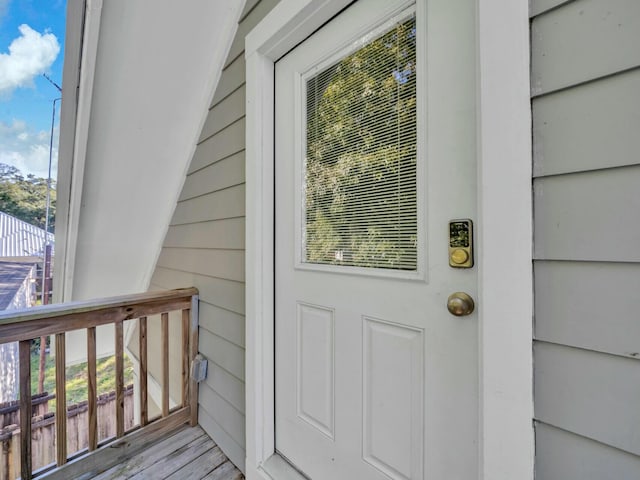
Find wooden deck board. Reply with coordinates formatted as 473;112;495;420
201;460;244;480
91;426;205;480
94;425;243;480
164;446;226;480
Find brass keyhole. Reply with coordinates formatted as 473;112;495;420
447;292;475;316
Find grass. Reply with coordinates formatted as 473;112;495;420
30;352;135;405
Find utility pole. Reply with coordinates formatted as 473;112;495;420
43;96;60;286
39;74;62;393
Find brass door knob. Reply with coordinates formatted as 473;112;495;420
447;292;475;316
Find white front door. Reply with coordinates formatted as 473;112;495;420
275;1;478;478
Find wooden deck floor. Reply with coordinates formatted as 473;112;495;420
90;425;244;480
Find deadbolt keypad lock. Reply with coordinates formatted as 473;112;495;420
449;219;473;268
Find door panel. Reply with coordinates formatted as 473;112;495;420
275;1;478;478
297;302;335;439
362;317;423;479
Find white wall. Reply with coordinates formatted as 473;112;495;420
57;0;243;303
149;0;282;470
531;0;640;477
56;0;244;363
8;265;36;310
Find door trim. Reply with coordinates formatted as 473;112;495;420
245;1;534;479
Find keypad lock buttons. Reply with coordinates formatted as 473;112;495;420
449;219;474;268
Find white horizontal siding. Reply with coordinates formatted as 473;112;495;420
211;56;246;108
148;1;281;470
533;68;640;177
163;218;245;250
535;342;640;456
535;261;640;359
199;382;245;444
198;301;245;348
204;360;246;413
179;152;245;202
199;86;246;143
152;267;244;316
189;119;245;174
535;423;640;480
531;0;640;95
199;406;246;472
156;248;245;283
531;0;640;475
224;0;280;68
534;165;640;262
198;328;245;381
171;185;246;226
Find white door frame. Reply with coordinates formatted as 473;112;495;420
245;1;533;479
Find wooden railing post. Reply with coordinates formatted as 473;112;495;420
161;313;169;417
181;309;189;408
115;320;124;438
9;428;18;480
87;326;98;451
139;316;148;426
189;296;199;427
55;333;67;466
0;288;199;476
19;340;32;480
2;433;11;480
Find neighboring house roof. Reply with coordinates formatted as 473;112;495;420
0;261;36;310
0;211;54;257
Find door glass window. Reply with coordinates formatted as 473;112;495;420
304;15;417;271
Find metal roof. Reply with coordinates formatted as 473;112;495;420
0;211;54;257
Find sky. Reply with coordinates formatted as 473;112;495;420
0;0;66;179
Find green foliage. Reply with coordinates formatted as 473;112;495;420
0;163;56;231
31;352;135;406
305;17;417;270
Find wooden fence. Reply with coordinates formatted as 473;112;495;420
0;394;51;430
0;288;199;480
0;388;135;480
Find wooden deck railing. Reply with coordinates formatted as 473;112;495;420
0;288;199;480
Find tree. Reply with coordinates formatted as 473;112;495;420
0;163;56;231
304;16;417;270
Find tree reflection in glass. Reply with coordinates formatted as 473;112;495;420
304;16;418;271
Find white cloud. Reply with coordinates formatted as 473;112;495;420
0;118;25;134
0;24;60;96
0;119;57;178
